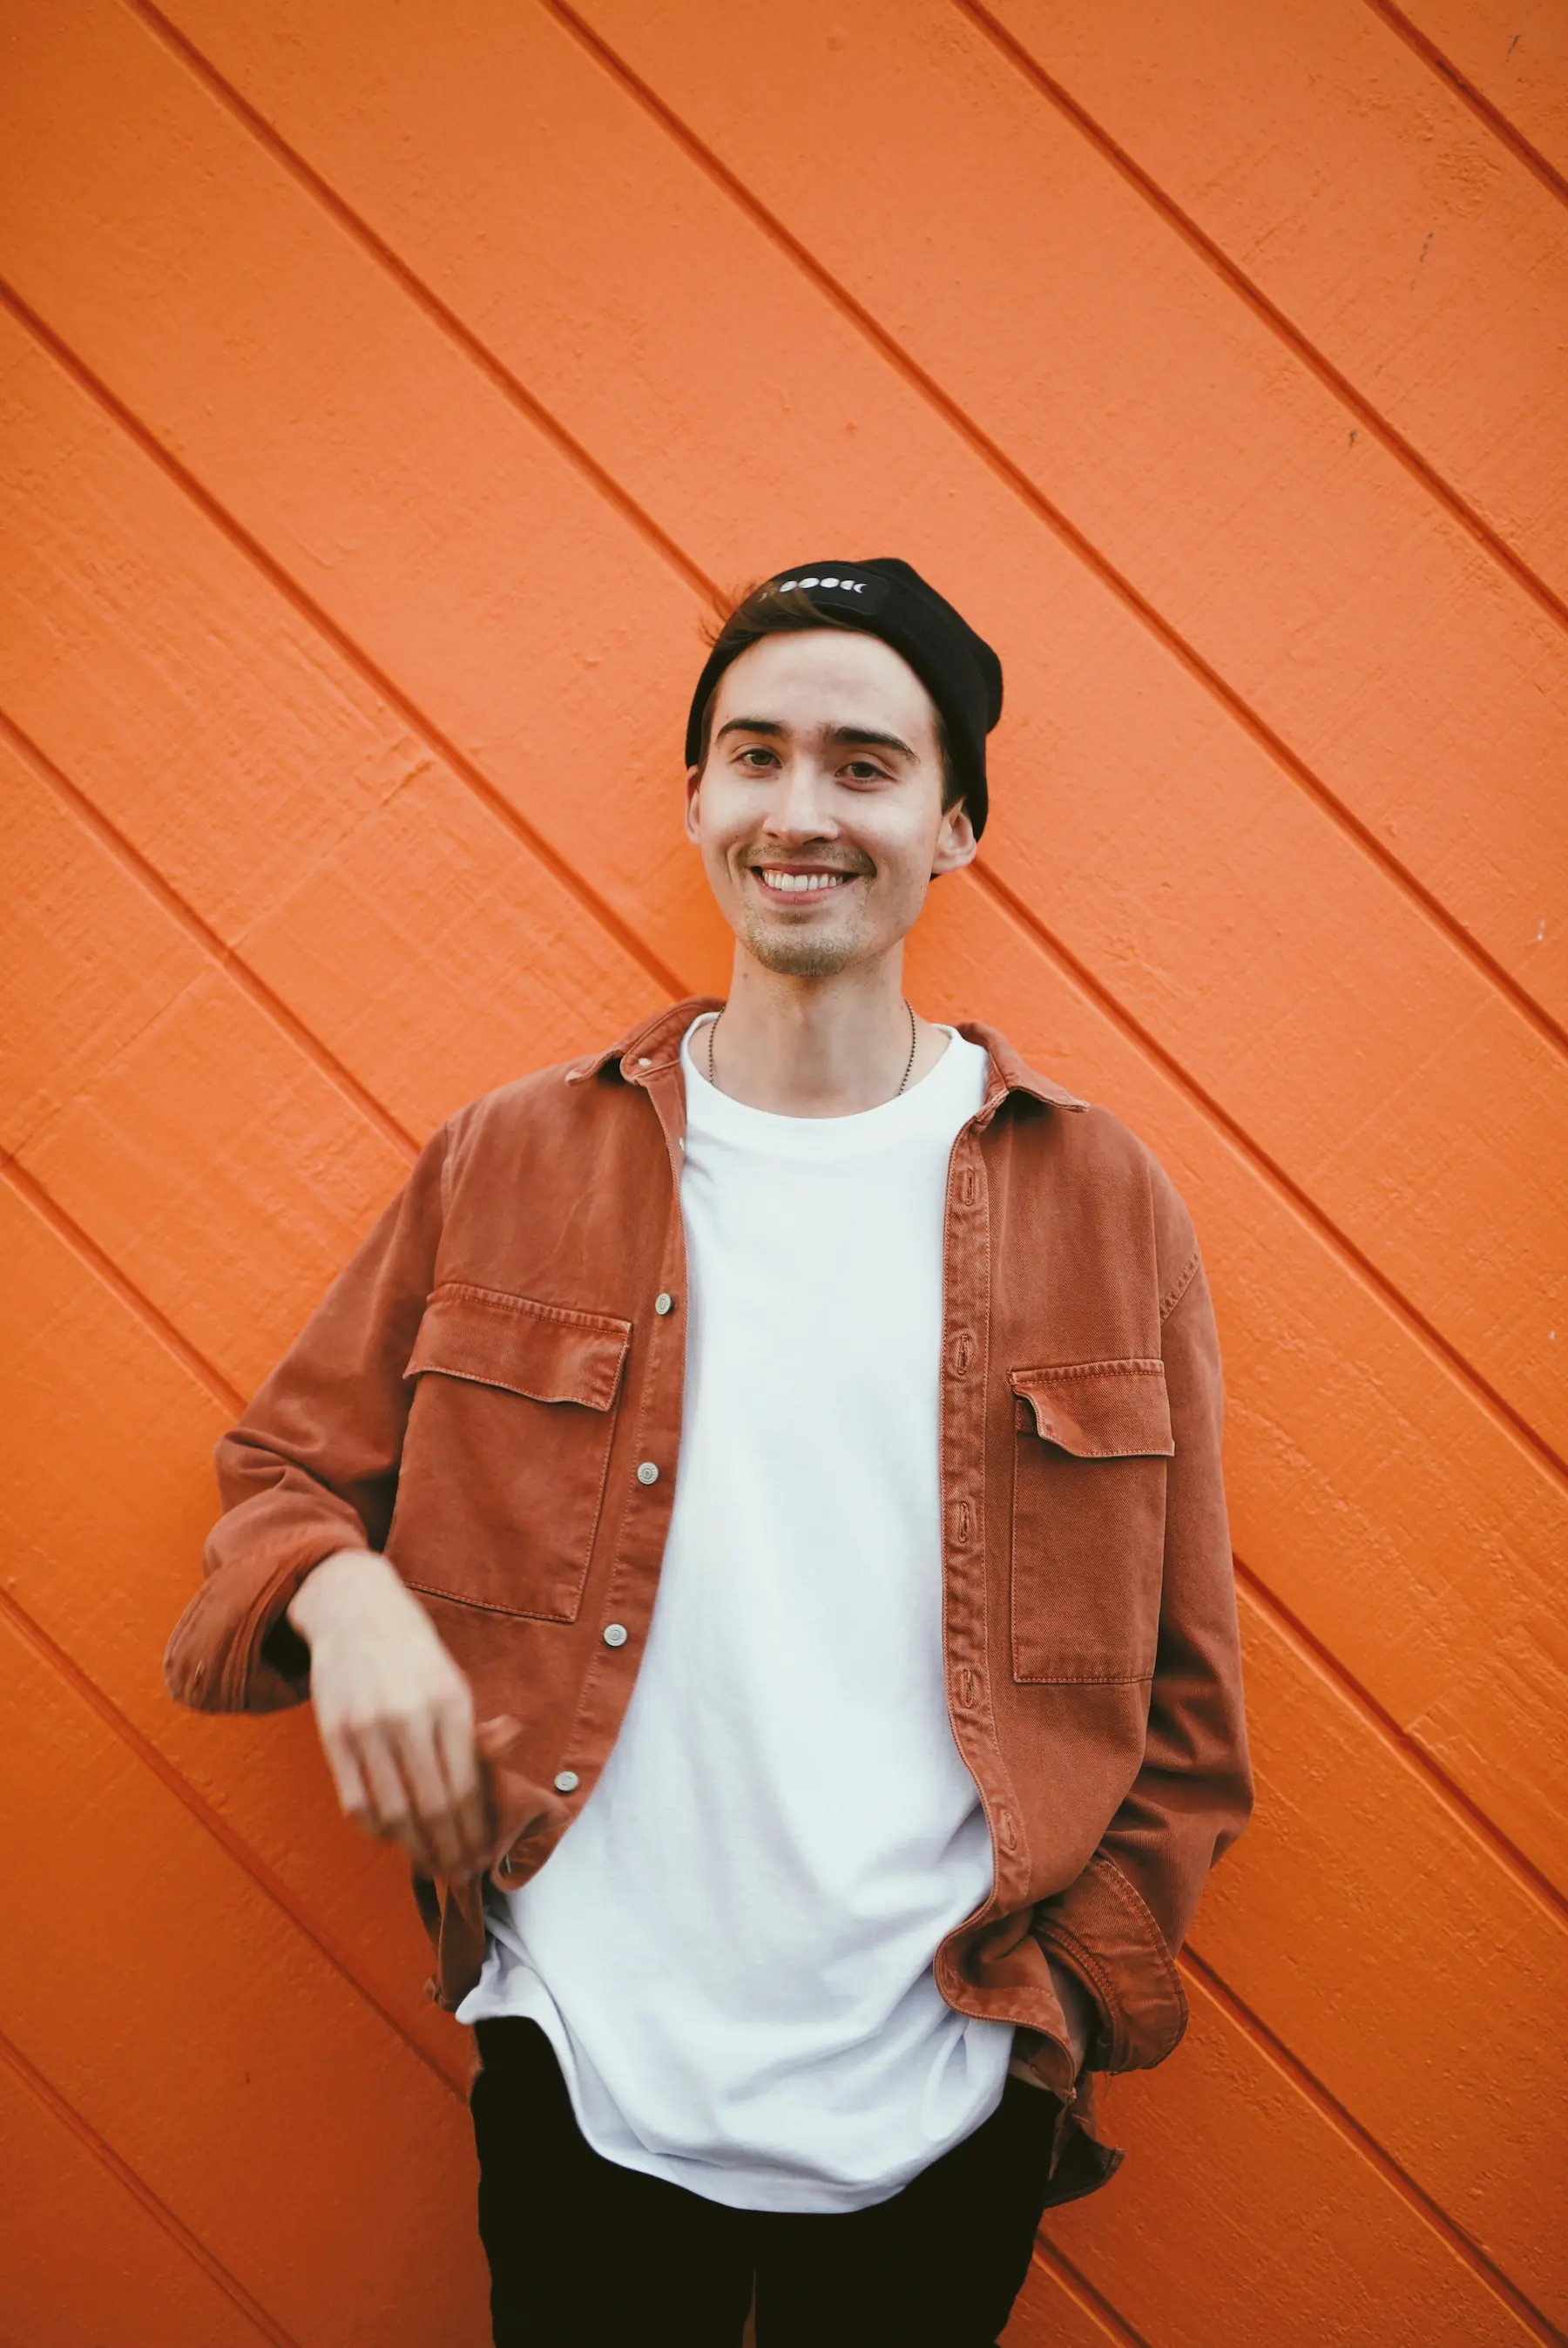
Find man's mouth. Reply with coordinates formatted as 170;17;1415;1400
749;866;861;899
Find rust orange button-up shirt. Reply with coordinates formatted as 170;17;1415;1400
164;998;1252;2209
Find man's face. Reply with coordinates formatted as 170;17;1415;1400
686;629;977;978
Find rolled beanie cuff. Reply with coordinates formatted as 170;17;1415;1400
686;560;1001;837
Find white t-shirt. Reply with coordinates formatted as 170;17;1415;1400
455;1015;1011;2211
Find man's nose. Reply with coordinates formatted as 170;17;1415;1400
762;755;838;838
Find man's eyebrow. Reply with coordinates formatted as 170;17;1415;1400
825;724;916;762
713;716;917;761
714;716;786;741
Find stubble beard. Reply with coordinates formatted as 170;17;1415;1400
740;910;862;978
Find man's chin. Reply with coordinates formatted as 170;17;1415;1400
740;915;861;979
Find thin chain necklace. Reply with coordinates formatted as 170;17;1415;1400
705;1000;919;1101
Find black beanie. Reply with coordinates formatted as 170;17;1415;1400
685;558;1003;838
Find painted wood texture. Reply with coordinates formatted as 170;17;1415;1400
1;3;1562;2340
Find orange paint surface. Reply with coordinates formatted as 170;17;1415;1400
2;3;1562;2340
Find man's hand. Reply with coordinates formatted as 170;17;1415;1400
287;1547;490;1879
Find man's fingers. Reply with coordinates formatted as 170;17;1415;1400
319;1727;371;1824
388;1710;469;1877
355;1726;435;1869
433;1700;490;1871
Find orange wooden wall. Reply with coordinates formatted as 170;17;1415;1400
3;3;1565;2342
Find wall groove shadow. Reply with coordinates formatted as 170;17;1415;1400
956;0;1568;641
1031;2239;1155;2348
0;2020;303;2348
1363;0;1568;208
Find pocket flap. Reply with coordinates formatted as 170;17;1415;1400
1010;1361;1173;1457
405;1284;631;1410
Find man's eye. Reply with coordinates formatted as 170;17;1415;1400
843;761;888;782
737;747;777;768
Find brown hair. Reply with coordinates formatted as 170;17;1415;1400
692;580;960;805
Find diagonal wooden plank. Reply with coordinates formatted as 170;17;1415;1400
964;0;1568;609
0;2027;300;2348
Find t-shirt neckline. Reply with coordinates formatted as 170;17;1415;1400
679;1014;986;1155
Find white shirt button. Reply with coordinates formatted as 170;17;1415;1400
655;1292;673;1315
637;1461;659;1485
553;1769;579;1794
603;1623;628;1648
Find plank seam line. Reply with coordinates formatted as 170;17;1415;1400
0;704;420;1164
8;242;1562;1507
0;1148;243;1413
542;0;1568;1067
0;2021;303;2348
1180;1947;1567;2345
1029;2238;1153;2348
1363;0;1568;211
0;1584;468;2103
1233;1554;1568;1932
973;859;1568;1493
957;0;1568;640
0;273;690;1011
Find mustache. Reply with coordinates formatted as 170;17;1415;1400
741;855;874;876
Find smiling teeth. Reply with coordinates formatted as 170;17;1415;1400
761;870;851;893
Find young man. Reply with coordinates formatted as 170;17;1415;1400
166;559;1252;2347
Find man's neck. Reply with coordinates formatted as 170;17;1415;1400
703;951;950;1117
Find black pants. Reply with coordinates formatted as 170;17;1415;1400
470;2016;1060;2347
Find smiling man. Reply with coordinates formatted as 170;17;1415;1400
165;560;1252;2347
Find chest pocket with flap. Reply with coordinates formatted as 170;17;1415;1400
1009;1359;1173;1684
400;1282;632;1621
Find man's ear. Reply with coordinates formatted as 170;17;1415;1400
684;764;704;845
930;800;977;878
